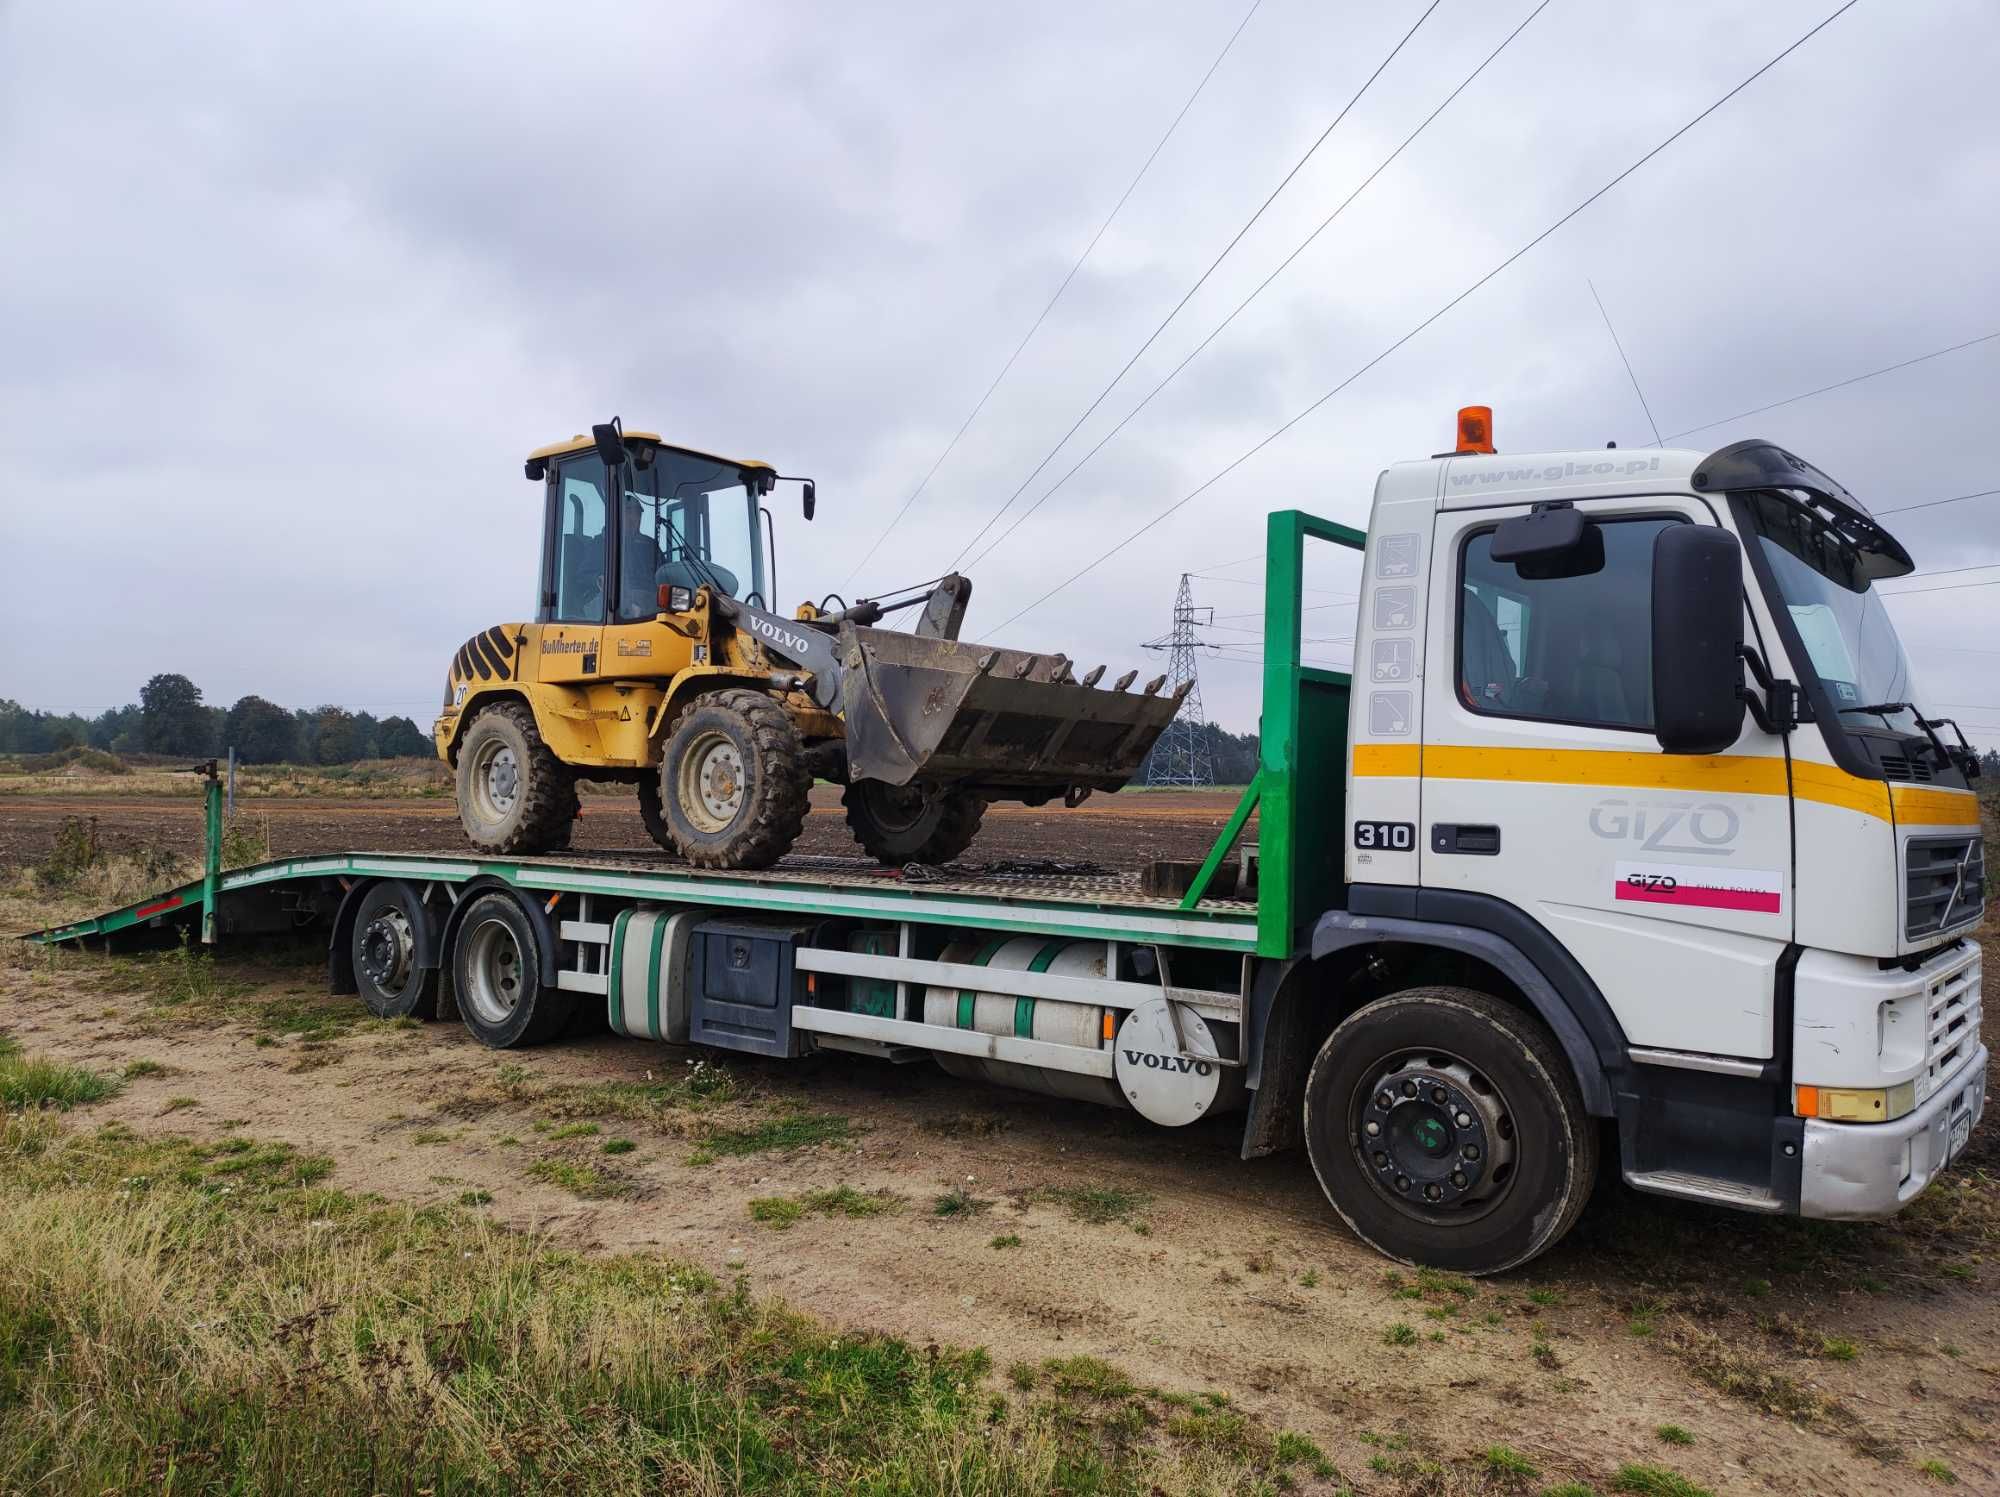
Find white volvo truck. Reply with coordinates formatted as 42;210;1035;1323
30;413;1988;1274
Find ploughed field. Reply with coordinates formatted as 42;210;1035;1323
0;783;1250;873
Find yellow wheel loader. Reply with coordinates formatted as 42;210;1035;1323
432;420;1187;870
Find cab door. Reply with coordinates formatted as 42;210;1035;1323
534;452;609;684
1419;495;1793;1061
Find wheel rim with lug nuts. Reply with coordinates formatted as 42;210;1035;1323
358;906;414;993
462;918;524;1026
1352;1050;1517;1224
679;730;745;835
471;739;520;822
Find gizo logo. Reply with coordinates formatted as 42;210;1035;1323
1587;798;1740;857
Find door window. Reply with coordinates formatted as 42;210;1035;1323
1457;517;1679;731
549;455;609;623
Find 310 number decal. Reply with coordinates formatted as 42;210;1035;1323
1353;820;1415;850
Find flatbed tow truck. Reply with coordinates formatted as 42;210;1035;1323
27;419;1989;1274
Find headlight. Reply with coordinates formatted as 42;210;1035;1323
1794;1082;1917;1122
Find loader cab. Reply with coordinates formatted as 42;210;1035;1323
525;432;773;625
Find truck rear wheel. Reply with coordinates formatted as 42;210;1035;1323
1302;986;1596;1275
636;778;677;856
455;702;578;856
350;880;438;1020
842;781;985;865
658;689;810;870
451;892;574;1047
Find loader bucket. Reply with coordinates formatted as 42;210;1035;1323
836;624;1187;793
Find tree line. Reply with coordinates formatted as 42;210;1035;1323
1138;720;1261;785
0;674;433;764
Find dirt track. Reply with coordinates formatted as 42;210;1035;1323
0;785;1250;871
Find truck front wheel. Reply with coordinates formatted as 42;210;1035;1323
1302;986;1596;1275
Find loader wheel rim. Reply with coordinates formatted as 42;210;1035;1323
471;739;521;822
679;730;745;835
462;918;524;1025
1350;1049;1516;1223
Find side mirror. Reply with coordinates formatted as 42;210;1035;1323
1651;526;1746;754
591;418;626;467
802;480;815;521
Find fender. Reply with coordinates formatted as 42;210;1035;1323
327;877;445;995
1315;886;1626;1117
438;875;563;989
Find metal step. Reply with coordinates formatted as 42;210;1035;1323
1624;1168;1783;1213
811;1034;926;1063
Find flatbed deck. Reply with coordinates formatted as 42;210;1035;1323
29;846;1262;952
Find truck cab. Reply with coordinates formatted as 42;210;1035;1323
1330;424;1985;1233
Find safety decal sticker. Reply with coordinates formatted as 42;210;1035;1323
1613;861;1782;915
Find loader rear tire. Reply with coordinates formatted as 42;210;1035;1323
658;689;810;870
455;701;577;856
842;781;985;866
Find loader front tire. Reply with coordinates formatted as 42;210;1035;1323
455;701;577;856
842;781;985;866
658;689;810;870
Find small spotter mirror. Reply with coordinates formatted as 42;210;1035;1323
591;418;626;466
802;479;816;521
1490;505;1585;562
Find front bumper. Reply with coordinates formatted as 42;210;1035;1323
1801;1045;1987;1219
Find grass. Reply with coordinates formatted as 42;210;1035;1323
1820;1335;1860;1361
601;1137;636;1155
120;1058;166;1078
990;1233;1022;1250
547;1120;600;1140
698;1110;851;1158
748;1185;905;1231
1917;1457;1958;1485
525;1157;631;1200
0;1046;122;1111
1483;1444;1537;1479
0;1111;1320;1495
1382;1322;1418;1347
1655;1424;1695;1446
933;1184;992;1218
457;1188;493;1206
1031;1183;1151;1225
1611;1465;1713;1497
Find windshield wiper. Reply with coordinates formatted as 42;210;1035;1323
1842;701;1958;771
1841;701;1913;719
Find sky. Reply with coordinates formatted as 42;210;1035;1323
2;0;1997;747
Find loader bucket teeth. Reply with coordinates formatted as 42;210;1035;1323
1112;669;1137;692
1081;664;1105;688
836;625;1181;794
1143;675;1167;696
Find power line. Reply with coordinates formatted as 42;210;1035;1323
961;0;1553;571
991;0;1866;634
1878;576;2000;599
947;0;1447;571
1589;276;1663;446
1875;486;2000;518
1661;329;2000;444
1898;560;2000;583
839;0;1264;587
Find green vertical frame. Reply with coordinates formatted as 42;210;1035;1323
201;773;222;945
1256;509;1365;957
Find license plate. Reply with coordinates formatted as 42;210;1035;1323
1949;1113;1972;1163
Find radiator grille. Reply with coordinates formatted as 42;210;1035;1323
1905;835;1985;940
1918;946;1982;1103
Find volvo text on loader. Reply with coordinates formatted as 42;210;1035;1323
431;421;1182;870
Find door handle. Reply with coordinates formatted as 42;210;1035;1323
1432;823;1500;855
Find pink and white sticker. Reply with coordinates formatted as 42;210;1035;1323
1613;861;1783;915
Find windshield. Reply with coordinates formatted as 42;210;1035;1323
616;448;767;621
1737;489;1921;731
